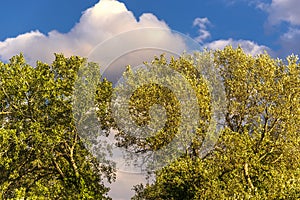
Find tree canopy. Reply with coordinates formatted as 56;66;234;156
131;47;300;199
0;54;114;199
0;46;299;199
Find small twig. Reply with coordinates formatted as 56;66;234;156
271;154;283;164
53;158;65;179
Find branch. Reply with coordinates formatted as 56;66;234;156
52;158;65;179
268;117;281;138
69;134;80;179
271;153;283;164
244;163;255;192
0;111;11;115
258;147;274;162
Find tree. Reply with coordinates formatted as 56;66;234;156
96;53;215;172
127;47;300;199
0;54;114;199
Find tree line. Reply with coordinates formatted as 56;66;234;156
0;46;299;199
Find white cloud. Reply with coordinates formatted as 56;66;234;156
192;16;271;56
265;0;300;26
0;0;186;66
205;38;271;56
193;17;211;43
0;31;47;64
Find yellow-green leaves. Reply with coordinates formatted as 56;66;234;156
0;54;113;199
133;46;300;199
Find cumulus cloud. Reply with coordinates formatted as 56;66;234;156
205;38;271;56
193;17;211;43
0;0;186;66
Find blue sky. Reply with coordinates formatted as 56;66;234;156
0;0;98;40
1;0;299;199
0;0;270;44
119;0;270;44
1;0;300;64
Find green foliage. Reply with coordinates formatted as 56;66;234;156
130;47;300;199
1;46;299;199
0;54;114;199
96;54;212;171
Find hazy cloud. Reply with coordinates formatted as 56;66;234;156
260;0;300;56
220;0;300;56
205;38;271;56
265;0;300;26
107;171;149;200
278;27;300;56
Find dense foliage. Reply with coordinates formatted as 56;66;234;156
131;47;300;199
0;46;299;199
0;54;114;199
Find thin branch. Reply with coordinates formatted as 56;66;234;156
52;158;65;179
258;147;274;162
69;133;79;179
0;111;11;115
244;163;255;192
271;154;283;164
